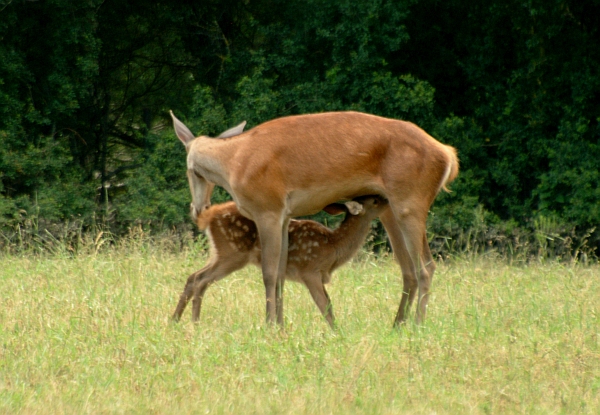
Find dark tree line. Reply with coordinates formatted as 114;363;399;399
1;0;599;249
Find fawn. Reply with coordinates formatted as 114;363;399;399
172;195;388;328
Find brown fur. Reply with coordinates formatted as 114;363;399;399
172;196;388;328
171;110;459;326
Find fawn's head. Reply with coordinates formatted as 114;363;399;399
351;195;388;218
322;195;388;219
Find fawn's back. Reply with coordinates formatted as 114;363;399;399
198;197;386;284
198;202;345;279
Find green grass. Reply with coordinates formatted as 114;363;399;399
1;244;599;414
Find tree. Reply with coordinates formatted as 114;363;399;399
1;0;599;244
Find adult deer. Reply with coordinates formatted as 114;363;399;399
170;110;458;326
172;195;388;328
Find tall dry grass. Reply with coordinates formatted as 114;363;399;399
1;238;598;414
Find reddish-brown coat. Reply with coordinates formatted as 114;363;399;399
172;196;388;327
171;110;459;326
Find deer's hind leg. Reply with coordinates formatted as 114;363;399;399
380;208;417;325
380;204;432;325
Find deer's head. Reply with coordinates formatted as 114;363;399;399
170;110;246;218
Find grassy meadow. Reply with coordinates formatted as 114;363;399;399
0;240;599;414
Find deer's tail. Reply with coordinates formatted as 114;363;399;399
438;145;459;193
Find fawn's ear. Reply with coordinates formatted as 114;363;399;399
344;201;364;215
322;203;347;216
195;208;213;231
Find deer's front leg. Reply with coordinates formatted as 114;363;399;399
256;212;286;325
276;218;290;326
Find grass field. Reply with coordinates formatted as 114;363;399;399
1;242;599;414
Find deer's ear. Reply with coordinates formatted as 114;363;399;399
217;121;247;138
322;203;347;216
170;110;195;145
344;201;364;216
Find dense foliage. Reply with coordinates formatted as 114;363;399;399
1;0;598;252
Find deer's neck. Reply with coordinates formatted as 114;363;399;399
188;137;234;191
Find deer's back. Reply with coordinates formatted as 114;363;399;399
225;111;457;216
